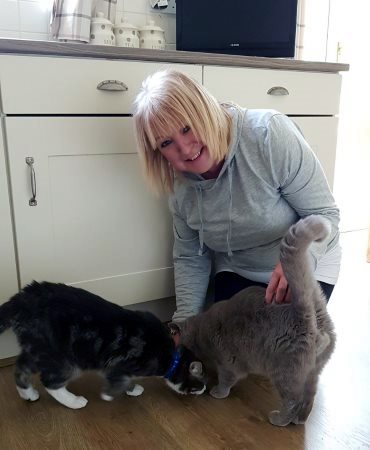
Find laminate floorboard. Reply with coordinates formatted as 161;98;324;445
0;230;369;450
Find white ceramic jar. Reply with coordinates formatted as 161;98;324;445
139;20;166;50
90;12;115;46
114;18;140;48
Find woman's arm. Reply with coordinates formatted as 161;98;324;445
263;113;340;302
169;196;212;322
264;113;340;262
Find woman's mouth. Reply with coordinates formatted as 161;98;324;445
188;147;203;161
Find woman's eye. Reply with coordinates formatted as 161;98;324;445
182;126;190;134
160;139;172;149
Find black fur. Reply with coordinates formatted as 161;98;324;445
0;281;205;406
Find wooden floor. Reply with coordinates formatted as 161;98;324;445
0;229;369;450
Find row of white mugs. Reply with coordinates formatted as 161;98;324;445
90;13;166;49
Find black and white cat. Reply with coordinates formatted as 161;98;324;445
0;282;206;409
176;215;336;426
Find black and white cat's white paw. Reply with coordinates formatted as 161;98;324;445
69;395;88;409
45;387;88;409
16;385;40;402
100;384;144;401
67;395;88;409
126;384;144;396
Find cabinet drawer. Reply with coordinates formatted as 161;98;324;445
204;66;342;115
0;56;202;114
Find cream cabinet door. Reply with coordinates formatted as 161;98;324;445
6;117;174;306
0;123;18;302
293;116;338;189
0;122;20;359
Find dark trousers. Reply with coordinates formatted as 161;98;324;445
214;271;334;303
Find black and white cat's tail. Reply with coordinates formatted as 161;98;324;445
280;215;331;313
0;296;19;334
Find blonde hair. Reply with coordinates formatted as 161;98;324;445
133;69;232;194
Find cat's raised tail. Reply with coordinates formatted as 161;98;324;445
280;215;331;313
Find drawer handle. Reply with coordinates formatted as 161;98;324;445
25;157;37;206
267;86;290;96
97;80;128;91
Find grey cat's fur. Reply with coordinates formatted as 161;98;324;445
179;215;336;426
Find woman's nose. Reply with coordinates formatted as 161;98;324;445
176;138;193;157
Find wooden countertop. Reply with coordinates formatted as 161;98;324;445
0;38;349;73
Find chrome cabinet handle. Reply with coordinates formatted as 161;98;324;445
267;86;290;96
25;157;37;206
97;80;128;91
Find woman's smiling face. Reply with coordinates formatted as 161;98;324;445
156;126;223;178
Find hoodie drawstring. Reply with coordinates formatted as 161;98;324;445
195;186;204;256
195;166;233;257
226;167;233;257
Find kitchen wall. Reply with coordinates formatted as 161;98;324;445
0;0;330;60
0;0;176;49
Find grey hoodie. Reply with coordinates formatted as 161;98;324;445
169;108;340;322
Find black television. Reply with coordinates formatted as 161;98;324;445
176;0;298;58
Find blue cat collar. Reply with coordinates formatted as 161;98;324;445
164;351;181;379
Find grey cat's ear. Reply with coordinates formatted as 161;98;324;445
168;322;181;336
189;361;203;376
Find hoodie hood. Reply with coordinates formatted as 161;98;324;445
180;106;244;188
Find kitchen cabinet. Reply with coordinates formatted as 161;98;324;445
0;56;202;306
203;66;342;188
0;48;346;358
6;117;175;304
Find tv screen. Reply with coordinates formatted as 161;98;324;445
176;0;298;58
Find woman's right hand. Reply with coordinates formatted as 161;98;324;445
265;261;291;304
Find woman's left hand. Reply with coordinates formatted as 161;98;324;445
265;261;291;304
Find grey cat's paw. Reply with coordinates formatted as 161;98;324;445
209;385;230;399
292;400;313;424
292;416;306;425
268;410;291;427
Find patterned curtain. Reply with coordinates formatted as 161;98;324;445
51;0;92;42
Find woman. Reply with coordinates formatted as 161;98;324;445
133;69;341;323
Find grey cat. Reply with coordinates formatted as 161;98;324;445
175;215;336;426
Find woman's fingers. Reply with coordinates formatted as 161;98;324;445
265;262;290;304
265;271;279;303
